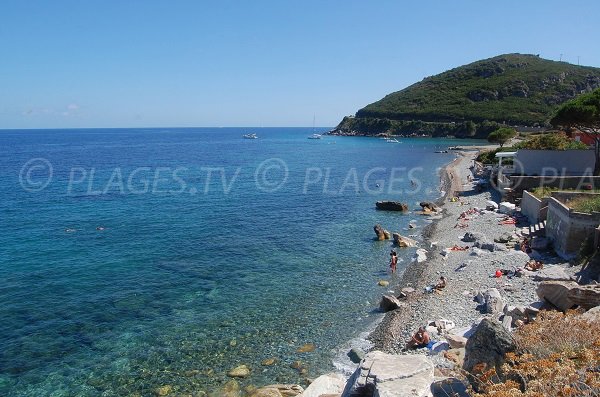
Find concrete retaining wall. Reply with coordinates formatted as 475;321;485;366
513;149;595;176
521;190;550;224
546;195;600;259
508;176;600;195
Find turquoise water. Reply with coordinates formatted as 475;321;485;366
0;128;480;396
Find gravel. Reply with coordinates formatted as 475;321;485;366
368;151;575;353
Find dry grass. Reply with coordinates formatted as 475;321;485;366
470;310;600;396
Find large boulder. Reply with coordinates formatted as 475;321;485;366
379;295;404;312
419;202;438;212
414;249;427;263
375;201;408;212
342;351;434;397
392;233;417;248
582;306;600;323
531;267;573;282
536;281;578;311
373;224;391;241
567;284;600;309
463;319;516;392
445;334;468;349
480;288;504;314
301;374;345;397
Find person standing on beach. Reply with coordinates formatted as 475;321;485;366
389;250;398;273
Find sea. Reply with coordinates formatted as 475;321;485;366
0;128;482;396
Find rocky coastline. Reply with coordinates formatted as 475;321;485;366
215;148;598;397
291;148;596;397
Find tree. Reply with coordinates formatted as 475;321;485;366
551;88;600;175
487;127;517;148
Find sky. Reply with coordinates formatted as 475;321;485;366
1;0;599;129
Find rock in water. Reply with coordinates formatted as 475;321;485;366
258;385;303;397
227;365;251;378
302;374;346;397
373;224;391;240
379;295;403;312
155;385;173;396
347;348;365;364
419;201;437;212
342;351;433;397
392;233;417;247
250;388;283;397
375;201;408;211
377;280;389;287
261;358;277;366
296;343;316;353
463;319;516;392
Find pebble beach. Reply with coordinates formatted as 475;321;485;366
367;149;572;355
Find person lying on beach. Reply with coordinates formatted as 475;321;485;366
435;276;447;290
406;327;430;350
524;259;543;271
450;245;469;251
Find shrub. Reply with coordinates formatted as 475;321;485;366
470;311;600;396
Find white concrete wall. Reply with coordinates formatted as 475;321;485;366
514;150;595;176
521;190;543;224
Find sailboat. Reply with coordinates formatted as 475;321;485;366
307;115;322;139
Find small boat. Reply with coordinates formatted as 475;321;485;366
243;133;258;139
434;150;448;153
384;138;400;143
308;134;322;139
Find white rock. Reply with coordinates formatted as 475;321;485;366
342;351;434;397
498;202;516;214
414;249;428;263
301;373;345;397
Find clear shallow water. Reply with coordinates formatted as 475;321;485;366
0;128;482;396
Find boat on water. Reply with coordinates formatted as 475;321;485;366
384;138;400;143
308;134;322;139
243;133;258;139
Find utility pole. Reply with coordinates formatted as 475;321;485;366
577;55;580;65
559;53;563;62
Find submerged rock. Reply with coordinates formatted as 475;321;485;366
261;358;277;366
227;365;250;378
297;343;316;353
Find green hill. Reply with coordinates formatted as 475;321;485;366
332;54;600;138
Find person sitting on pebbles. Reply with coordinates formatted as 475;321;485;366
435;276;447;290
406;326;430;350
424;276;447;293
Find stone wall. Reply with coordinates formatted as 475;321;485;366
546;196;600;259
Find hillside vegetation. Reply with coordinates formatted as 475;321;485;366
332;54;600;138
